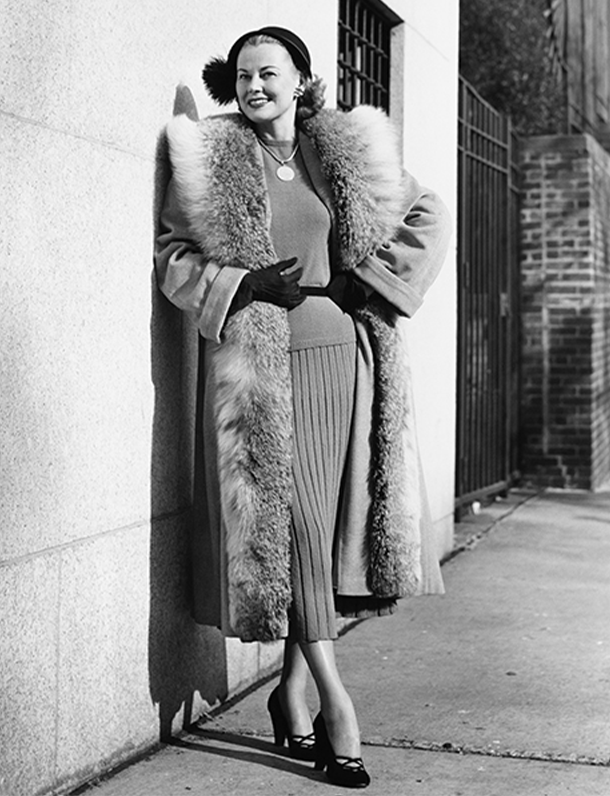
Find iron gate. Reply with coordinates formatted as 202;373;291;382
456;77;521;513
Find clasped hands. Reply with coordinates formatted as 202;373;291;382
232;257;368;314
242;257;305;309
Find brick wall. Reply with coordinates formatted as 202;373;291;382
520;135;610;489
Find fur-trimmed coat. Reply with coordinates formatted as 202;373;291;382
155;106;451;642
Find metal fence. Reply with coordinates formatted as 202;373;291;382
456;77;521;514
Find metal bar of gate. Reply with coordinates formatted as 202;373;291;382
455;77;520;513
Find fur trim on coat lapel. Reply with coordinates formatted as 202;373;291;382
168;113;293;642
303;106;407;269
167;113;275;268
303;107;422;596
355;301;422;596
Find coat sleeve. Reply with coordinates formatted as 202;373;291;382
154;177;250;342
353;171;452;317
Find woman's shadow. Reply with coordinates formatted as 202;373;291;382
147;84;228;742
169;728;324;782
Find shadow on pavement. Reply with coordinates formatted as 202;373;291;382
169;730;323;781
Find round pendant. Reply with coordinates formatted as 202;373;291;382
276;165;295;181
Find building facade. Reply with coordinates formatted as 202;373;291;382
0;2;458;794
546;0;610;144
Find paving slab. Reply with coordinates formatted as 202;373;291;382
77;733;610;796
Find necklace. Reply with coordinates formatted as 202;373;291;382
257;138;300;181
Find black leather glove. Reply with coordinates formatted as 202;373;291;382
242;257;305;309
326;273;369;313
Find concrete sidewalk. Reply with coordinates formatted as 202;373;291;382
78;490;610;795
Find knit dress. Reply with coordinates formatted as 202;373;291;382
260;134;396;642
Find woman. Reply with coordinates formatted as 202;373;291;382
155;25;451;788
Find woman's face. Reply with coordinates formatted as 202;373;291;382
235;42;302;137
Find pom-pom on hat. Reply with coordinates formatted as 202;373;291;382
202;26;312;105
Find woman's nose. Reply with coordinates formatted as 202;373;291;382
248;75;263;93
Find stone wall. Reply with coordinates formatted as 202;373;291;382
0;2;457;794
520;135;610;489
0;4;334;795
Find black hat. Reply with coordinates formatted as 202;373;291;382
202;26;312;105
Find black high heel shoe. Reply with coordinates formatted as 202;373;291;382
313;713;371;788
267;686;316;762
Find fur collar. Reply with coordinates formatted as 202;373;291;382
302;107;407;268
167;107;421;641
167;106;406;270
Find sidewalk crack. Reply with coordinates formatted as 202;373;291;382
363;737;610;768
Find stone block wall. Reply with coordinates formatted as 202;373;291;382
0;4;333;795
0;2;458;795
520;135;610;489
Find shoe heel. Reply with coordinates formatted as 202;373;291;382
268;686;317;761
267;687;287;748
313;713;329;771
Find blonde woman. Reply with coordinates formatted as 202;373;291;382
155;25;450;788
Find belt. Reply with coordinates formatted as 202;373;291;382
300;286;329;297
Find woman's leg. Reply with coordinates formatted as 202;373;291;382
299;638;361;759
287;345;360;755
276;638;314;737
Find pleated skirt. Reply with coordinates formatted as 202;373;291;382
289;342;396;642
